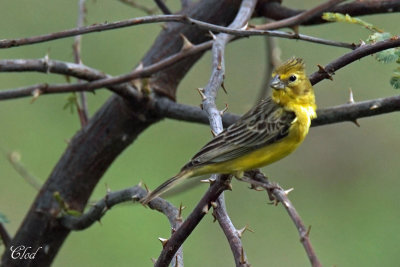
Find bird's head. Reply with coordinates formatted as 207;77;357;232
270;57;315;106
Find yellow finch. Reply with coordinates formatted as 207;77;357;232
141;58;316;204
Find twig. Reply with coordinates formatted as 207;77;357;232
6;151;42;191
0;38;213;101
255;0;346;30
155;175;231;267
61;185;184;266
155;93;400;129
240;170;321;267
190;1;258;266
154;0;172;15
74;0;89;127
0;223;11;248
258;0;400;25
0;14;355;50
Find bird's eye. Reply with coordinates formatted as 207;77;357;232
289;75;297;82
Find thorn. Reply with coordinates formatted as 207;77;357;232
177;203;185;222
317;64;334;80
138;180;143;188
370;104;379;110
208;30;216;40
105;183;111;194
30;89;42;103
131;63;144;91
351;120;360;127
291;25;299;36
202;204;209;214
211;211;217;222
158;237;169;247
151;258;157;264
210;201;218;208
347;88;355;104
217;53;222;70
284;188;294;195
226;183;233;191
200;178;215;185
249;184;264;191
143;183;150;193
196;87;207;101
211;129;217;137
237;224;253;238
219;103;228;116
359;39;366;46
180;33;193;51
43;50;50;73
221;81;228;94
240;22;248;31
306;225;312;237
240;247;246;264
131;194;140;201
199;103;204;110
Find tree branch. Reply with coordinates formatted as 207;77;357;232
154;0;172;15
61;185;184;267
255;0;346;30
2;1;244;266
240;170;321;267
73;0;89;127
0;14;355;50
155;175;232;267
257;0;400;25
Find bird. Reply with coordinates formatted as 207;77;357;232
141;57;316;205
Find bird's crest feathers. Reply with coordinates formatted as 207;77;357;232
274;57;305;75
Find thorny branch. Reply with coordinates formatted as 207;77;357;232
2;1;400;266
257;0;400;25
73;0;89;127
255;0;346;30
240;170;321;267
156;1;257;266
0;14;355;50
60;185;183;267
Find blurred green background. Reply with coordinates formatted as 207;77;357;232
1;0;399;266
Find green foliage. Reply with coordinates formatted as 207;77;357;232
322;13;383;32
53;192;82;217
63;93;79;113
0;212;9;224
323;12;400;89
390;69;400;89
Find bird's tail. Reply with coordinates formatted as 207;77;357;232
140;169;193;205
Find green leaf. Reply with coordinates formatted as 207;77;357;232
367;32;392;43
375;49;399;63
390;71;400;89
322;12;383;32
63;93;78;114
0;212;9;223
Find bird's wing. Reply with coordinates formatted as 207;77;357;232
182;98;296;170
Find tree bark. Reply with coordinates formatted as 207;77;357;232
1;0;241;266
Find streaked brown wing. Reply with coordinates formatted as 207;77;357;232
182;98;296;170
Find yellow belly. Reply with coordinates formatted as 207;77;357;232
197;120;310;175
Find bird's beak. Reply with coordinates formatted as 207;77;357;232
270;75;285;90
